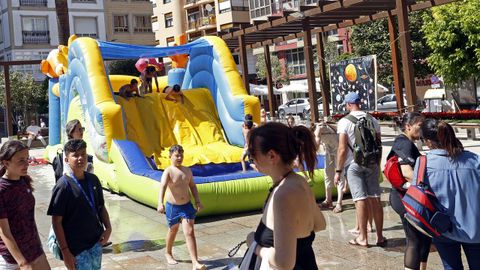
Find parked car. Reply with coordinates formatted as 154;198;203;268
303;98;324;120
277;98;310;119
376;94;407;112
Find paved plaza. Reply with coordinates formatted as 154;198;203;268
28;127;475;270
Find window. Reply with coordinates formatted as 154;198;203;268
187;10;200;30
134;15;151;32
286;48;306;75
163;0;171;3
19;0;48;6
249;0;271;19
164;12;173;28
22;17;49;44
166;36;175;47
74;17;98;38
113;15;129;32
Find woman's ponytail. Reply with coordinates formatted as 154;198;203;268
438;121;463;158
292;125;317;179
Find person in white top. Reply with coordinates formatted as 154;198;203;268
26;120;47;148
334;92;385;248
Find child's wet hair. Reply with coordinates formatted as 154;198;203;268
64;139;87;155
172;84;181;92
169;145;184;156
244;114;253;129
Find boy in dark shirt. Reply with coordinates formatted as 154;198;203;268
47;139;112;270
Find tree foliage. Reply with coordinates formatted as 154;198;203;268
107;60;140;76
0;72;46;118
421;0;480;84
255;53;289;84
350;10;433;86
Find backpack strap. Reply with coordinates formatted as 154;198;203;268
344;114;358;152
416;156;427;185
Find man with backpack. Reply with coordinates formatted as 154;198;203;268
334;92;386;247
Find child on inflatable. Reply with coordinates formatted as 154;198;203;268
241;114;257;172
139;66;158;95
157;145;205;270
162;84;184;104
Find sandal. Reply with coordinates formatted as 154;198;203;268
318;201;333;209
332;204;343;213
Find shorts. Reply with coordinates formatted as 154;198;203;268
166;201;197;227
346;162;381;201
75;242;102;270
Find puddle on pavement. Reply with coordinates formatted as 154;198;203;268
107;239;185;254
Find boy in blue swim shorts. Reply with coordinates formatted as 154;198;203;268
157;145;205;270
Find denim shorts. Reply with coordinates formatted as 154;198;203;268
75;242;102;270
165;201;197;227
346;162;381;201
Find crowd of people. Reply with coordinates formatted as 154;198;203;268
0;91;478;270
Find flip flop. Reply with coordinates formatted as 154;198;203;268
348;238;369;248
376;237;388;247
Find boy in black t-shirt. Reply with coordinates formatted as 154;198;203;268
47;139;112;270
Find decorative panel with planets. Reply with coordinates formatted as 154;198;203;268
330;55;377;113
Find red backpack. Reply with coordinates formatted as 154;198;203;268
383;155;408;191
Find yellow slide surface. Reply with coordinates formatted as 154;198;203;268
115;86;243;169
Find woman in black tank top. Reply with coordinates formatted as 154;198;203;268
244;123;326;269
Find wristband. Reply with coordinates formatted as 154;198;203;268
335;169;343;173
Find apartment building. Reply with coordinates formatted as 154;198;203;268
152;0;250;46
0;0;155;81
104;0;155;45
0;0;59;80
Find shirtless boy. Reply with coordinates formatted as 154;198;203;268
240;114;257;172
163;84;184;104
157;145;205;270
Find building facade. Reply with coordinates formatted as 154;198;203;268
0;0;155;80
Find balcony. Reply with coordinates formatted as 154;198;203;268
134;27;152;33
19;0;48;6
76;33;98;39
22;30;50;44
187;15;216;31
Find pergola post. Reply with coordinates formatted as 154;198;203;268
238;35;250;95
3;65;12;137
264;45;276;119
396;0;417;111
316;32;330;117
303;18;319;123
387;12;405;113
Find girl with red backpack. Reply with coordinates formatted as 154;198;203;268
386;112;431;270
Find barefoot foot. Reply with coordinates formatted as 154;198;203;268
165;254;178;265
193;262;206;270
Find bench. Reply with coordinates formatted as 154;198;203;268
450;123;480;140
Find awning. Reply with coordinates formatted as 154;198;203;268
96;39;211;60
249;84;281;95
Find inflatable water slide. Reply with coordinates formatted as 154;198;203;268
43;35;327;216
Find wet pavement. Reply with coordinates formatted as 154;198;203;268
28;126;475;270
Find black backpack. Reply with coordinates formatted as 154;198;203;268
51;150;64;182
345;114;382;167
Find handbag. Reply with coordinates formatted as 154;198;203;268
47;226;62;260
